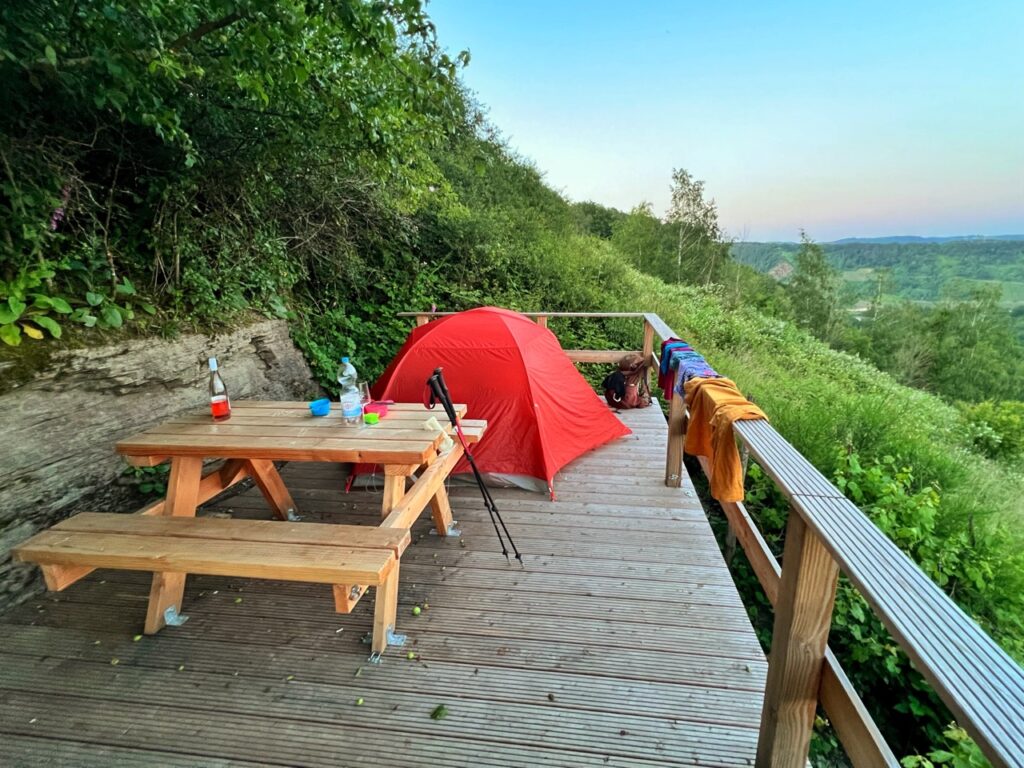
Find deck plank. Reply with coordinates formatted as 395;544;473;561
0;405;766;766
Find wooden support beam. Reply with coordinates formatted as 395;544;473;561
245;459;297;521
642;319;655;389
333;583;366;614
664;394;686;487
564;349;639;364
40;563;94;591
381;445;464;532
535;315;548;328
756;509;840;768
423;451;455;535
138;459;249;516
164;457;203;517
415;314;429;327
381;475;407;519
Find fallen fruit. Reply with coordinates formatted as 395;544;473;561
407;651;417;660
430;704;449;720
412;605;422;616
234;597;243;604
132;634;142;642
355;698;364;706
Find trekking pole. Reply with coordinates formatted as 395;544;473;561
426;368;523;564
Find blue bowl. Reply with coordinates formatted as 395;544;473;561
309;398;331;417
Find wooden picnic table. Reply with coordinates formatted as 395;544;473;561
116;400;481;527
92;400;486;650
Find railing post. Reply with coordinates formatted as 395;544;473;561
415;314;429;327
536;315;549;328
664;394;685;487
757;507;840;768
642;318;655;387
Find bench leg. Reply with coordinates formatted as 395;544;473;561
246;459;299;520
145;571;188;634
370;561;402;658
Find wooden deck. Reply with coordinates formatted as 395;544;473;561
0;405;768;767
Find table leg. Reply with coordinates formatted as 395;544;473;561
246;459;298;520
165;456;203;517
381;475;406;519
144;571;188;634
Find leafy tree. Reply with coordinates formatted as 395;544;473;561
610;202;669;273
789;231;842;342
666;167;726;285
571;201;623;239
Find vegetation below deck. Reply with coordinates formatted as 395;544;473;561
1;2;1022;764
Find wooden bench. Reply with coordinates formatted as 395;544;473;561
14;513;411;659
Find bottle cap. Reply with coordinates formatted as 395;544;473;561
208;357;218;372
341;356;350;364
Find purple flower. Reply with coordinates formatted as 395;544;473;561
49;186;70;231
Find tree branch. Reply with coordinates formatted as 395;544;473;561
167;12;245;51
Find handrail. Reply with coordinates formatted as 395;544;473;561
647;313;1024;768
398;309;1024;768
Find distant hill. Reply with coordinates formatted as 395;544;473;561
731;239;1024;308
829;235;1024;245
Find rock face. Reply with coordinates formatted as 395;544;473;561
0;319;321;613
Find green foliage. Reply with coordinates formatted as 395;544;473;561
121;462;170;497
960;400;1024;462
1;0;467;339
789;231;841;343
732;240;1024;403
902;723;989;768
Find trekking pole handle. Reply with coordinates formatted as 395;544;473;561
427;369;459;425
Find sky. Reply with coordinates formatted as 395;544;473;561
428;0;1024;242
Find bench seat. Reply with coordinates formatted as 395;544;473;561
14;513;409;658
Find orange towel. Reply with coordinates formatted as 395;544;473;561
683;377;767;503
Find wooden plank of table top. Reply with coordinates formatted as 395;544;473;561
228;409;465;422
54;513;410;556
116;434;433;464
232;400;467;415
16;531;394;585
139;422;460;442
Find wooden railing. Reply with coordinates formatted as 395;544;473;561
398;310;1024;768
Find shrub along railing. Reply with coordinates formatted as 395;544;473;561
399;310;1024;768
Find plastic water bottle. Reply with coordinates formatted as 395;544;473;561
337;356;363;425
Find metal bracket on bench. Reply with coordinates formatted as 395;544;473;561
163;606;189;627
429;521;461;538
285;508;302;522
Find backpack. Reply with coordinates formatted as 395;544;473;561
602;353;651;409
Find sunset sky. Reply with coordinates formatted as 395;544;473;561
429;0;1024;241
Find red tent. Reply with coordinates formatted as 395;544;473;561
372;307;631;496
